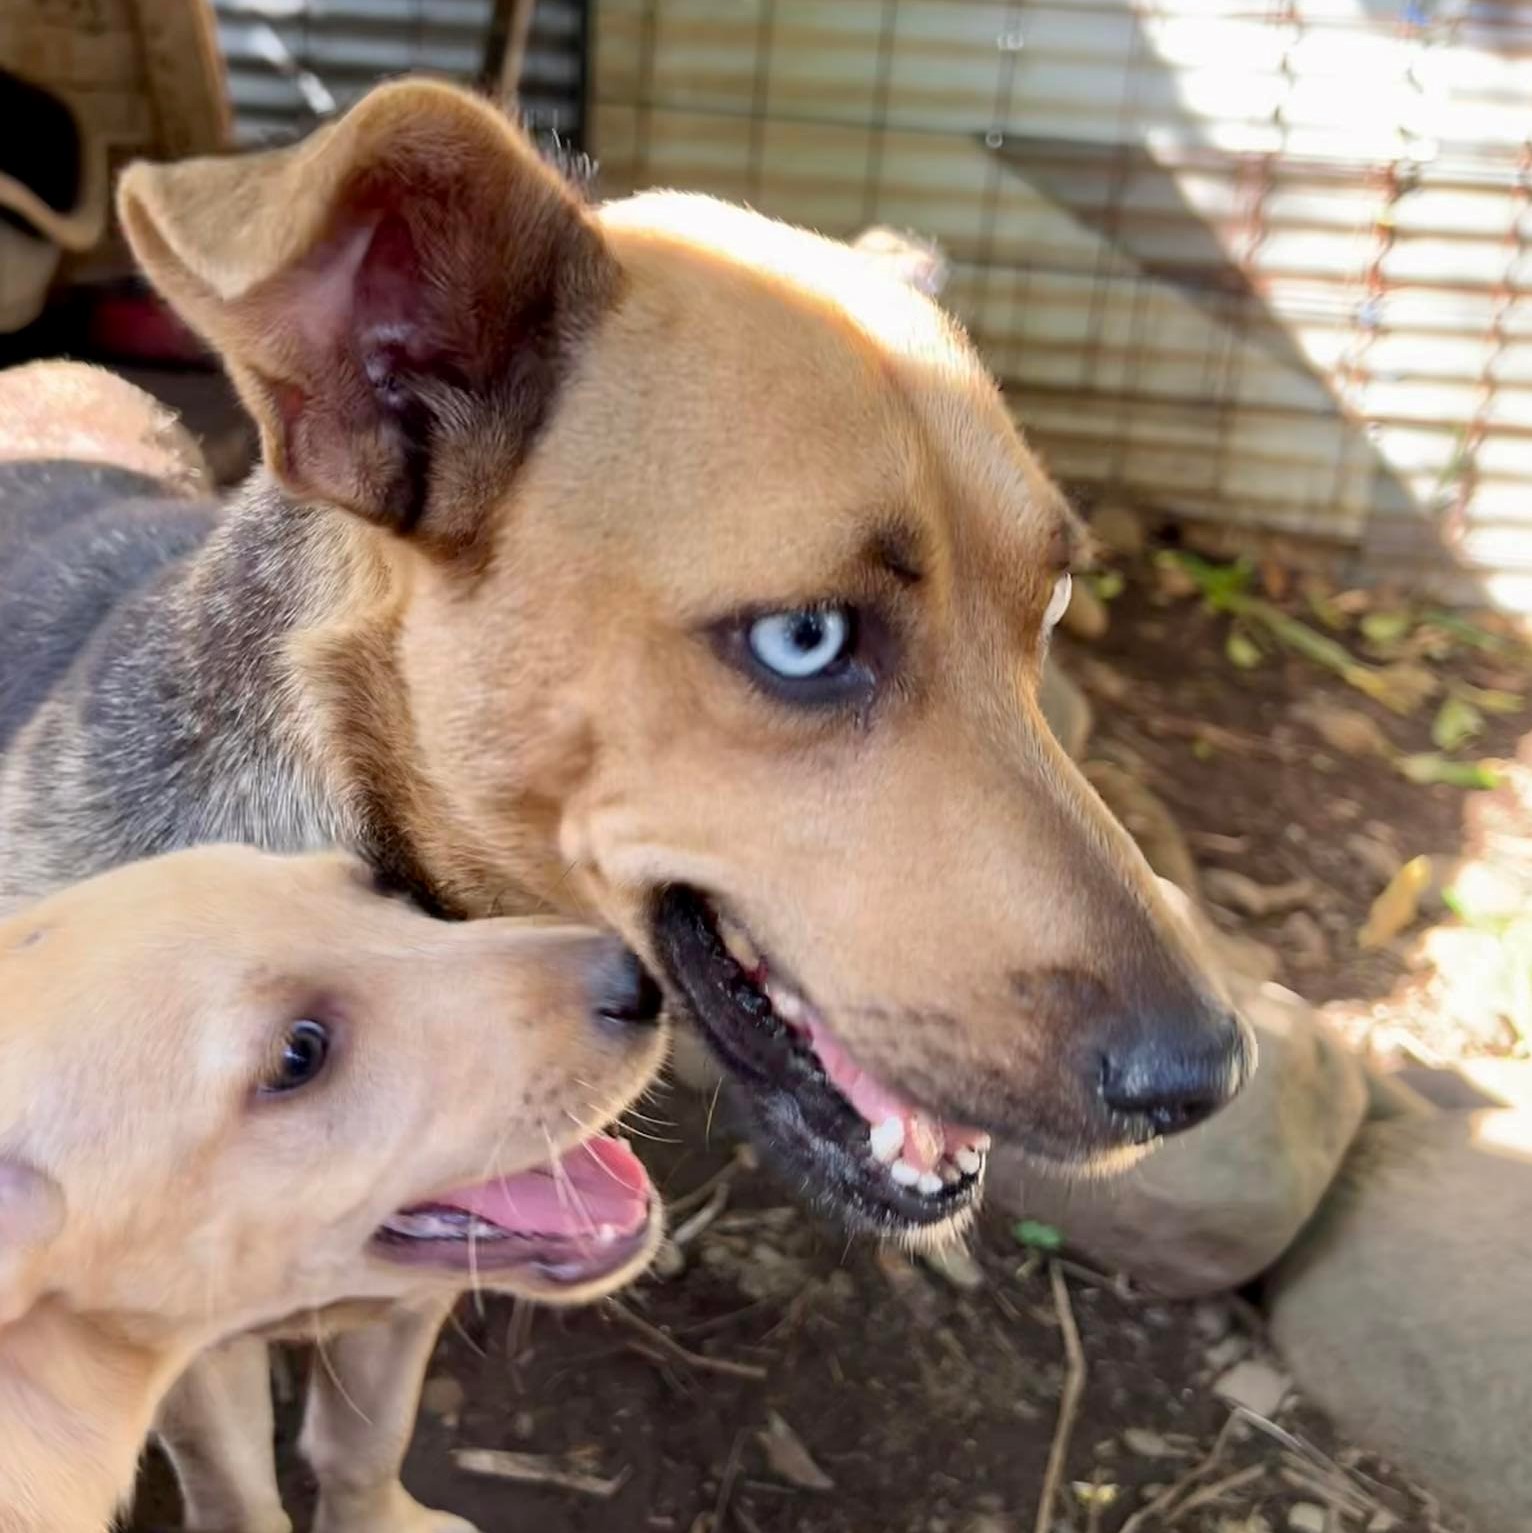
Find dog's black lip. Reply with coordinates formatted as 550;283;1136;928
650;885;982;1233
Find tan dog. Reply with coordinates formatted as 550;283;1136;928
0;844;666;1533
0;78;1251;1532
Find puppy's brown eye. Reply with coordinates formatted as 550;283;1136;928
261;1020;330;1095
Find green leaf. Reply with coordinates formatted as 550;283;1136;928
1361;610;1413;644
1012;1219;1063;1252
1226;629;1263;669
1432;694;1484;752
1089;569;1126;602
1452;681;1525;716
1397;753;1503;790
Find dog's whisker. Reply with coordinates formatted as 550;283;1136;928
572;1102;679;1146
541;1119;600;1239
311;1311;374;1427
704;1076;726;1149
616;1102;676;1129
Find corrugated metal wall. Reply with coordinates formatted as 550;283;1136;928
589;0;1532;611
213;0;585;144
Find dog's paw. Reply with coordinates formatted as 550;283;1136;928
312;1486;478;1533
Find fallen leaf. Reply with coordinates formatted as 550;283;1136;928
1226;629;1263;669
758;1411;835;1491
1287;1504;1328;1533
1294;702;1391;759
1072;1481;1121;1507
1452;680;1525;715
1012;1219;1063;1252
1303;580;1349;631
1396;754;1504;790
453;1448;629;1499
1431;694;1483;752
1089;569;1126;602
1367;662;1440;715
1360;609;1413;645
1359;855;1432;949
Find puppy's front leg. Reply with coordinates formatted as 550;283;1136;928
156;1336;291;1533
301;1296;471;1533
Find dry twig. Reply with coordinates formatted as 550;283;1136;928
668;1144;754;1221
607;1299;768;1381
1033;1262;1087;1533
452;1448;629;1499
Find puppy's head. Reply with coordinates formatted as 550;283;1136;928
0;847;666;1343
120;82;1252;1245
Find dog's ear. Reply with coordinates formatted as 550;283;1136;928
117;80;618;545
0;1159;64;1327
851;226;950;298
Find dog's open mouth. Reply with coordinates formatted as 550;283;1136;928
372;1135;655;1286
652;886;988;1235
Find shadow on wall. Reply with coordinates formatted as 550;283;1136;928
977;0;1517;611
588;0;1527;610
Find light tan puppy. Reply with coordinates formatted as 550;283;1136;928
0;845;666;1533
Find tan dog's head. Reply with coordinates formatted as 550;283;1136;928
119;82;1252;1243
0;847;667;1344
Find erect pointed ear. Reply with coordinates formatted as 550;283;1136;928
0;1159;64;1328
851;226;950;298
117;80;619;547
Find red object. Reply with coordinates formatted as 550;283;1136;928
82;284;210;366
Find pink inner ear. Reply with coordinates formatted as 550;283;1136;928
0;1161;64;1250
354;213;443;371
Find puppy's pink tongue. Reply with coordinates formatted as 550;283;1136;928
434;1135;651;1239
798;1014;984;1174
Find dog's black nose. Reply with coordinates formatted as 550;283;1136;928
1098;1006;1252;1137
594;946;664;1027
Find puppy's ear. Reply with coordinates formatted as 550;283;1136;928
851;226;950;298
0;1159;64;1327
117;80;618;546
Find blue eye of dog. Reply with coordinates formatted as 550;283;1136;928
262;1020;330;1094
747;608;853;679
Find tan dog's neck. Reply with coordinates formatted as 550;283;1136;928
0;1300;178;1533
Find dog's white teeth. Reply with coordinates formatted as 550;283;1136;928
955;1147;982;1176
382;1210;508;1242
869;1115;905;1164
971;1133;992;1153
890;1158;921;1187
916;1170;943;1196
768;982;805;1025
940;1162;962;1186
718;917;762;976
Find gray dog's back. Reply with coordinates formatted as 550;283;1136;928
0;459;217;754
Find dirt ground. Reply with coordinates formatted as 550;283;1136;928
119;446;1528;1531
131;1083;1466;1533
